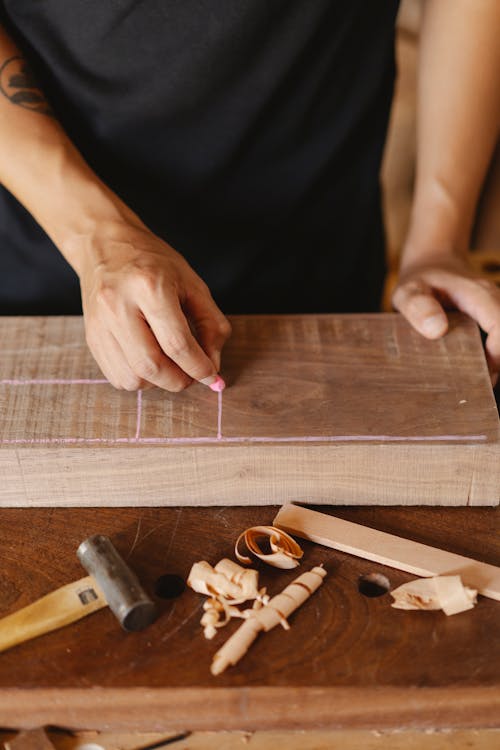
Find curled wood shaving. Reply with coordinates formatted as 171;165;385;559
211;565;327;675
187;559;262;602
391;575;477;616
187;558;268;639
235;525;304;569
200;600;222;640
200;597;247;639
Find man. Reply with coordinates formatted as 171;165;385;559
0;1;499;392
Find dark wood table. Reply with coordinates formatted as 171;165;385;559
0;505;499;731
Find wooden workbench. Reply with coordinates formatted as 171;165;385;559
0;505;498;731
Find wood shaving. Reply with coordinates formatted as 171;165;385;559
235;525;304;569
211;565;327;675
187;559;262;602
391;575;477;616
187;558;268;639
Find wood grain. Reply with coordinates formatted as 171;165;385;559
0;313;498;506
3;729;500;750
0;505;498;730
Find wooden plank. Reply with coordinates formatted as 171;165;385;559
6;728;497;750
1;686;499;732
0;313;498;507
0;506;498;730
274;504;500;599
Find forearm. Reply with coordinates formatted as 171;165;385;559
402;0;500;269
0;25;142;274
0;25;230;390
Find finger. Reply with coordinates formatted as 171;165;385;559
436;276;500;376
87;328;145;391
185;288;232;372
141;291;219;383
484;328;500;380
392;280;449;339
111;310;193;392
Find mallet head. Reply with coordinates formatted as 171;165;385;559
77;534;157;631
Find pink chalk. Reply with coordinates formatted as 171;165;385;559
0;373;485;446
217;389;223;439
209;375;226;392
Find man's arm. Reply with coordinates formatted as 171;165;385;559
0;25;230;391
392;0;500;381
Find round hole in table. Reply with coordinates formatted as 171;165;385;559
358;572;391;597
154;573;186;599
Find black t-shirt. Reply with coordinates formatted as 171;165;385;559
0;0;399;315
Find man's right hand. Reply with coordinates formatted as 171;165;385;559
0;25;231;392
76;222;231;391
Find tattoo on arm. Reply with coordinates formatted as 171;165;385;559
0;55;53;116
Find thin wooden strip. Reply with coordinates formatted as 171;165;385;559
273;504;500;601
1;686;499;731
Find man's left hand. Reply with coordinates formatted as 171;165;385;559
392;255;500;385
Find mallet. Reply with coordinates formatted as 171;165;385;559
0;534;157;653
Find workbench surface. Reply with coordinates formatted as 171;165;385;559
0;505;498;731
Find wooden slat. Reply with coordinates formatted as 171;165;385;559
274;504;500;599
6;728;497;750
4;728;500;750
1;686;500;732
0;313;498;506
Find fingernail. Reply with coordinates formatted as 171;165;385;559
422;315;447;337
209;375;226;392
200;375;218;386
199;374;226;391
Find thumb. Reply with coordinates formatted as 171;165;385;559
392;280;449;339
185;290;232;372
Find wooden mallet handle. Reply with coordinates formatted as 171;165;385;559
0;575;106;653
